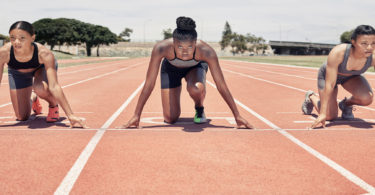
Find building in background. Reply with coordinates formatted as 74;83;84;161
269;41;335;55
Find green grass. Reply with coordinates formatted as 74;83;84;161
2;51;125;72
220;55;375;72
57;59;122;68
52;51;78;59
220;55;327;68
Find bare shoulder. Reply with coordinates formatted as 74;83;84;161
152;38;173;56
36;43;53;58
329;44;347;59
0;43;11;64
196;40;217;60
35;43;54;63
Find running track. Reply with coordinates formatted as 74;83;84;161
0;58;375;194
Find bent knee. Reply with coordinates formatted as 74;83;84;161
33;82;48;95
356;93;373;106
187;82;205;95
326;115;337;121
16;115;30;121
163;114;179;124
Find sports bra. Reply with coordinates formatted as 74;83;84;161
167;47;200;68
337;44;372;75
8;42;42;70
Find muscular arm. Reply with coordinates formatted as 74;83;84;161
203;48;240;117
39;47;75;118
311;45;345;128
199;42;252;128
0;45;10;86
132;43;164;116
319;46;344;116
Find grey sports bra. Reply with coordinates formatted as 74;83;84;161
167;47;200;68
337;44;372;75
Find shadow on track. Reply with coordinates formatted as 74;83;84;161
0;114;69;129
126;117;240;133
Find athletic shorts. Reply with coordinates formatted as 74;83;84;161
160;58;208;89
317;64;360;90
8;61;58;90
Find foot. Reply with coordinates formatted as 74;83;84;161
339;98;354;120
47;105;59;122
194;106;207;124
32;96;42;115
301;90;314;115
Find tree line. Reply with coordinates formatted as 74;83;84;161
0;20;360;55
33;18;132;56
219;22;268;55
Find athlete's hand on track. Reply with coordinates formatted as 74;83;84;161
235;115;255;129
117;115;141;129
68;115;88;128
310;114;326;129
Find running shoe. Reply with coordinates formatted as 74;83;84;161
32;96;42;115
339;98;354;120
47;105;59;122
301;90;314;115
194;106;207;124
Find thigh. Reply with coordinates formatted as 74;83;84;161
160;60;184;89
341;75;373;97
161;87;182;120
33;62;58;86
184;62;208;86
9;87;33;120
33;66;49;89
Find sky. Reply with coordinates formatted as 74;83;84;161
1;0;375;44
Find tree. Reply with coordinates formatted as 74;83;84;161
230;33;247;55
33;18;59;50
119;28;133;42
340;29;353;43
0;34;9;41
33;18;118;56
220;21;233;50
246;33;267;54
92;25;118;56
162;28;173;40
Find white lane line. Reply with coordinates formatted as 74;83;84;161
223;59;318;70
223;59;375;76
61;62;142;89
0;127;372;132
142;111;229;114
222;68;307;93
0;62;143;110
224;63;316;80
294;118;375;124
59;61;127;75
54;81;145;195
221;67;375;112
0;103;12;108
206;80;375;194
140;116;236;125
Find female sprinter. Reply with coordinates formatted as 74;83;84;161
0;21;86;128
301;25;375;129
122;16;253;129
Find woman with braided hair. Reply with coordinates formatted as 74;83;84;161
122;16;253;129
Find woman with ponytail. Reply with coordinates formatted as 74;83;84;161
0;21;86;128
302;25;375;129
122;16;253;129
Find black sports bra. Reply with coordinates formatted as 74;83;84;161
8;42;42;70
